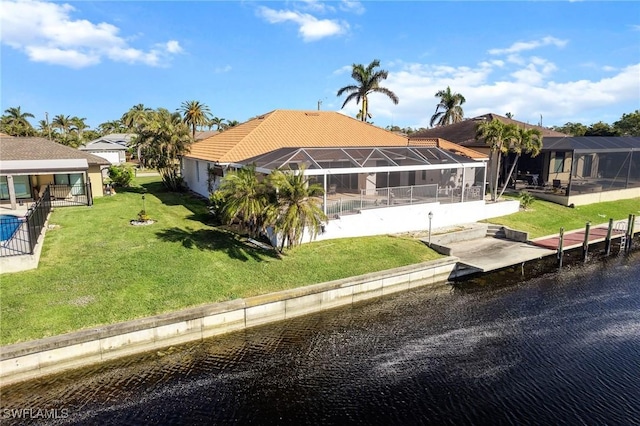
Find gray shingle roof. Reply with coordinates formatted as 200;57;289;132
0;136;110;166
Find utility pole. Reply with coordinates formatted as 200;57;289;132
317;100;322;111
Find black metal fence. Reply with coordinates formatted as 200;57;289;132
1;186;53;257
49;183;93;207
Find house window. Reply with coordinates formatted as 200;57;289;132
421;170;426;180
55;173;85;195
553;152;566;173
0;175;31;199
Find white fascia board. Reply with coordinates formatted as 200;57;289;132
0;159;88;174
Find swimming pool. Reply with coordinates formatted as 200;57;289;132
0;214;22;242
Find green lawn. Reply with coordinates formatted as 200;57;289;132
485;195;640;239
0;177;441;345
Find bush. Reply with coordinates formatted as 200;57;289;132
208;190;227;224
137;210;150;222
108;165;134;187
519;190;535;210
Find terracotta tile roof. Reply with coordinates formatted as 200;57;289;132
409;113;567;148
0;136;109;166
186;110;412;163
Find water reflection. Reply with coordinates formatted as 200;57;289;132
2;253;639;425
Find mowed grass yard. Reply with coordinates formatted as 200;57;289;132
1;177;441;345
485;196;640;239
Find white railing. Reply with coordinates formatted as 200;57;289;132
324;183;484;218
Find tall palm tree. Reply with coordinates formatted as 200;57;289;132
1;106;35;136
337;59;399;122
70;116;88;141
121;104;151;132
267;167;327;251
430;86;466;127
217;165;273;238
52;114;72;136
134;108;193;190
180;100;212;139
497;127;543;199
475;119;517;201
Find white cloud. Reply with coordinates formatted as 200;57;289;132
257;6;349;41
0;0;182;68
489;36;568;55
340;0;365;15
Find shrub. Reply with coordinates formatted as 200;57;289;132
108;165;134;187
519;190;535;210
137;210;150;222
208;190;227;224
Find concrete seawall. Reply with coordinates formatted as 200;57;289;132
0;257;458;387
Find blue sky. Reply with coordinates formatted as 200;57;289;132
2;0;639;131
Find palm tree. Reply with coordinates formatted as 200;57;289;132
497;127;543;199
97;120;126;135
337;59;399;122
217;165;273;238
208;116;226;131
430;86;466;127
133;108;193;190
52;114;72;136
180;100;212;139
267;167;326;250
122;104;151;131
1;106;35;136
70;116;88;141
225;119;240;129
475;119;517;201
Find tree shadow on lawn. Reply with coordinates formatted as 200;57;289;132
156;227;281;262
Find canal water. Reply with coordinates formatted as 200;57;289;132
2;252;639;425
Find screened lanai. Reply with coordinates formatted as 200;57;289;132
517;136;640;198
238;146;487;217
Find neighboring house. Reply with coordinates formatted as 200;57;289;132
182;110;518;241
79;138;128;165
518;136;640;206
410;114;640;206
0;136;109;209
410;113;566;156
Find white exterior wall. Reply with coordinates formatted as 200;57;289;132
182;158;218;198
266;199;520;246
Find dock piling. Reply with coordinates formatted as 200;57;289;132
628;214;636;253
557;227;565;270
582;222;591;262
605;218;613;256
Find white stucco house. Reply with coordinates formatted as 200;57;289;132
182;110;519;242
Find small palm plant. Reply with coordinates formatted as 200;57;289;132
519;190;535;210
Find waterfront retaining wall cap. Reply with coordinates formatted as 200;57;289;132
0;257;457;361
